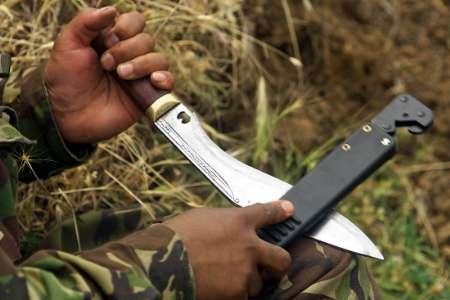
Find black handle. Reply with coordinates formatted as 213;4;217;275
259;123;395;246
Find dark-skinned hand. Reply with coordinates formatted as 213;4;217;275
45;7;173;143
165;201;294;300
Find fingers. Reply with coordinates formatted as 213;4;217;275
96;10;173;90
116;53;169;80
101;33;155;71
100;11;146;49
242;201;294;228
151;71;175;90
56;7;117;50
111;11;146;40
257;240;292;280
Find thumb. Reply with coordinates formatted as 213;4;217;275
242;201;294;229
55;6;117;51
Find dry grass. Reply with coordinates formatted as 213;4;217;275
2;0;275;228
1;0;449;298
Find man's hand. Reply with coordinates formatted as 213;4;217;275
164;201;294;300
44;7;174;144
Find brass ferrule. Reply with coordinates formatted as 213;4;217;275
145;93;181;122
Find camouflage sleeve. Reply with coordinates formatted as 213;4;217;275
12;66;95;182
0;223;196;299
257;238;381;300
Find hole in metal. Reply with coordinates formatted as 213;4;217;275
362;124;372;133
177;111;191;124
342;143;351;151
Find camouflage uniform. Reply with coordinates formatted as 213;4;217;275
0;68;380;299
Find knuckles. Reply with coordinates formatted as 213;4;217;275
75;8;96;19
232;211;251;228
125;11;145;26
241;237;260;256
107;33;155;62
238;209;256;228
276;250;292;273
137;33;155;48
114;12;145;39
282;250;292;268
169;207;281;300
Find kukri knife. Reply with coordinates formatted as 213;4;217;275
114;75;433;261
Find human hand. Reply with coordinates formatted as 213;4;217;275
164;201;294;300
44;7;174;143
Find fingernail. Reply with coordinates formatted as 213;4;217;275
105;33;120;48
101;52;115;70
151;72;167;83
280;201;294;215
117;63;134;78
97;6;116;15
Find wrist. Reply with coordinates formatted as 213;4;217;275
42;64;78;144
31;66;96;161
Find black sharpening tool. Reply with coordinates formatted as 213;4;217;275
258;94;433;247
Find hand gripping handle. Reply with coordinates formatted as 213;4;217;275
112;74;169;112
95;41;169;112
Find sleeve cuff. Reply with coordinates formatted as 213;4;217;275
39;95;95;165
15;66;95;181
29;67;94;164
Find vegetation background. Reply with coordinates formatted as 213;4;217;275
1;0;448;299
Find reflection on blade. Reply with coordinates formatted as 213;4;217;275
311;212;384;260
156;103;384;260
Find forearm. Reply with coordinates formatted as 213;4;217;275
0;224;195;299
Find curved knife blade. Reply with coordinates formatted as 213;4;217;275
155;103;383;260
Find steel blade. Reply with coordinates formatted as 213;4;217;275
155;103;383;260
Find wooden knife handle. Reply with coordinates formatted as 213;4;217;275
113;74;169;111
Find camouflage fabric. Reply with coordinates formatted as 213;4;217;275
0;67;380;299
44;206;381;300
257;239;380;300
1;224;195;299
